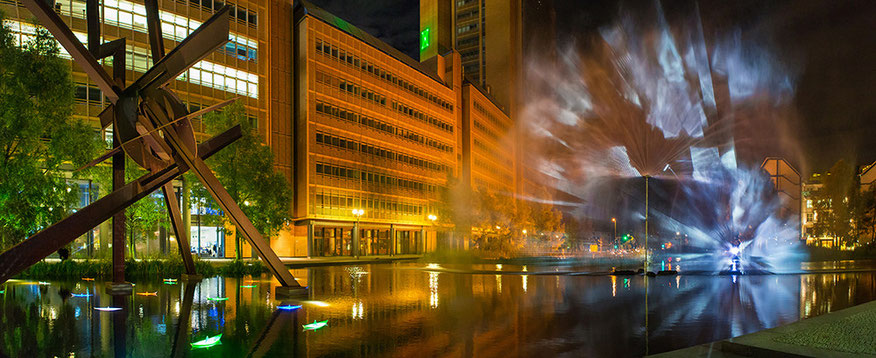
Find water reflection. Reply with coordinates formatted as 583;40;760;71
1;263;876;356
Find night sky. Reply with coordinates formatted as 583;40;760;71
310;0;876;174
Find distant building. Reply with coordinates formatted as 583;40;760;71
859;161;876;192
761;157;802;239
460;80;516;195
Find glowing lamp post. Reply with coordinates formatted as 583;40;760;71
427;214;437;254
352;209;364;258
611;218;617;248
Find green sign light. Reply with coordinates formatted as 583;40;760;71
420;28;430;51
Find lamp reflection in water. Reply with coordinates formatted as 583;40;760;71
429;272;439;308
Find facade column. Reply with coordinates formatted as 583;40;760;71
306;221;314;258
353;221;360;258
420;228;426;254
390;225;396;256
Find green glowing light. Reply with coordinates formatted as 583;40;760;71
420;28;430;51
208;297;229;301
191;334;222;349
302;320;328;331
240;285;256;288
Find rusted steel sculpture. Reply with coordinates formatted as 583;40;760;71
0;0;302;288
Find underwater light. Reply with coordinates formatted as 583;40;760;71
71;293;93;297
729;246;740;256
37;281;50;285
95;307;122;312
136;292;158;296
207;297;229;301
304;300;330;307
81;277;94;281
278;305;302;310
240;285;257;288
191;334;222;349
302;320;328;331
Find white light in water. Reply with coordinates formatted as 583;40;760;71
729;246;740;256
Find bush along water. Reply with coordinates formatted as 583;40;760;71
16;258;269;280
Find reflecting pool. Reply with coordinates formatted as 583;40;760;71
2;261;876;357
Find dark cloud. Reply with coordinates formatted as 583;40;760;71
308;0;419;59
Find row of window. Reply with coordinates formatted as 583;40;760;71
473;119;501;142
74;84;103;105
314;38;454;112
457;36;479;49
315;132;448;173
391;100;454;133
473;138;513;168
315;71;387;106
313;192;425;218
457;23;478;35
182;0;258;28
315;101;452;153
5;20;258;100
457;9;478;22
58;0;258;62
473;100;509;131
474;158;513;183
315;162;438;194
460;50;479;62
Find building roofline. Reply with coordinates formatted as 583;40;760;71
462;77;509;117
294;0;449;88
761;157;801;177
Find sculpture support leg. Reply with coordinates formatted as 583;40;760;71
162;183;197;275
112;138;126;284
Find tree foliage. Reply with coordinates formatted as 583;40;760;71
188;102;292;240
0;18;101;249
90;160;167;257
811;160;858;245
468;186;566;257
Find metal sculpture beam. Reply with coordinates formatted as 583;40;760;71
0;126;241;282
5;0;303;288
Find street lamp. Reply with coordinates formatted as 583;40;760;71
611;218;617;248
352;209;364;258
427;214;437;254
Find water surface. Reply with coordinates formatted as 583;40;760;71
2;261;876;357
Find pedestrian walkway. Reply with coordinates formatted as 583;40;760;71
202;254;422;268
650;299;876;357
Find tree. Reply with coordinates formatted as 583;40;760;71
0;18;102;249
188;102;292;258
811;160;858;246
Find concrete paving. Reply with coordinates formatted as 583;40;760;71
650;299;876;357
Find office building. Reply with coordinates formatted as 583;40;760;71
289;1;461;257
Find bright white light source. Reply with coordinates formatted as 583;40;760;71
729;246;740;256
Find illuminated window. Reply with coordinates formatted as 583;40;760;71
53;0;258;62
